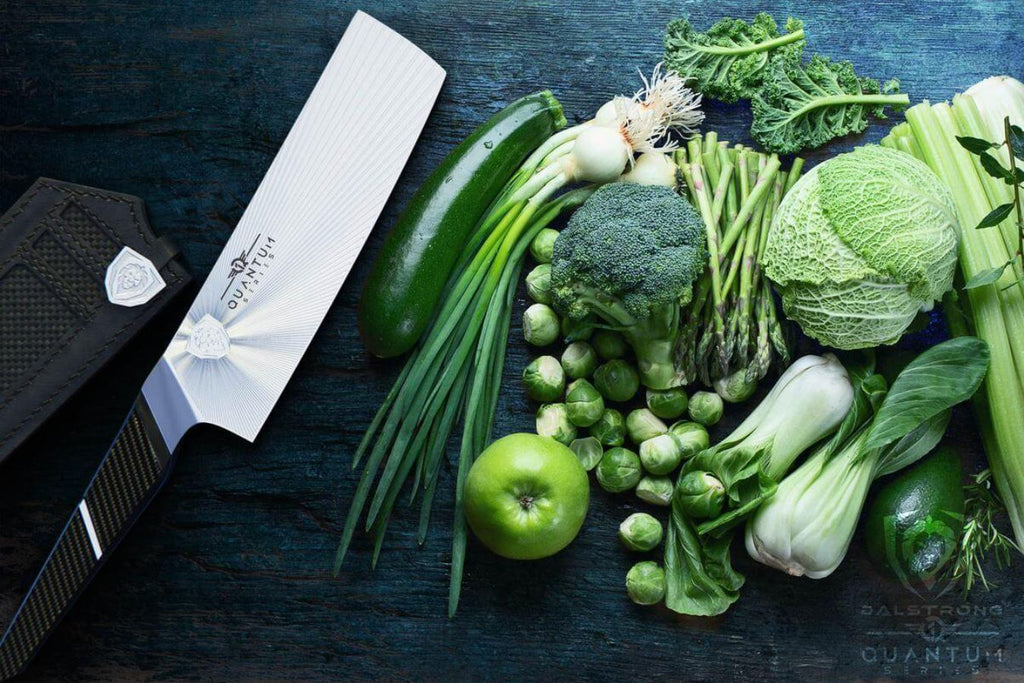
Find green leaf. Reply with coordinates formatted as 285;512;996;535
974;203;1014;230
1010;123;1024;153
862;337;990;452
750;56;909;154
820;373;886;458
980;152;1014;182
663;12;805;103
874;410;951;478
664;499;741;616
956;135;998;155
964;259;1015;289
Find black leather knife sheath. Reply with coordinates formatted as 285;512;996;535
0;178;191;465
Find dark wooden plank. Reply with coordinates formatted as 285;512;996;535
1;0;1023;679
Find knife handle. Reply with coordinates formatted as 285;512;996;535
0;397;175;680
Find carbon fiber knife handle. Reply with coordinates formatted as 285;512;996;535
0;397;175;680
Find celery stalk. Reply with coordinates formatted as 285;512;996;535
890;91;1024;547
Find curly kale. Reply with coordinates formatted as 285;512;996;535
663;13;805;103
750;56;910;155
551;183;706;389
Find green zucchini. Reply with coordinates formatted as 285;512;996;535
358;91;566;358
865;446;965;583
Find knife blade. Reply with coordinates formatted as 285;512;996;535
0;11;444;678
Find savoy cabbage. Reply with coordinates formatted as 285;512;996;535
763;145;960;349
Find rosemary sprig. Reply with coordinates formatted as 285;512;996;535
950;468;1019;595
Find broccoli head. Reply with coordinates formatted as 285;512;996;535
551;182;706;389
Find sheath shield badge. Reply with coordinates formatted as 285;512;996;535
105;246;167;307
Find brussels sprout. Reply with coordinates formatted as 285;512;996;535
535;403;577;445
626;561;666;605
688;391;724;426
565;378;605;427
592;329;628;359
626;408;668;444
596;447;641;493
561;315;594;342
714;368;758;403
593;360;640;402
522;356;565;402
569;436;604;471
676;471;726;519
525;264;552;304
530;228;559;263
591;408;626;446
561;341;598;380
668;421;710;459
646;387;689;419
638;434;683;475
618;512;663;551
635;476;674;506
523;303;560;347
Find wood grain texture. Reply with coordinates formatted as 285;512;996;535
2;1;1023;680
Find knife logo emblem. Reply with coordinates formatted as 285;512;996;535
186;314;231;360
219;233;276;310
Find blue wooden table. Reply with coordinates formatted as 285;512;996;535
2;1;1023;679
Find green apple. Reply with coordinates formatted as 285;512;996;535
464;433;589;560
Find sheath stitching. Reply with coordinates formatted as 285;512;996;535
21;249;92;320
0;181;184;438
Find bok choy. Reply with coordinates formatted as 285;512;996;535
664;354;855;616
746;338;990;578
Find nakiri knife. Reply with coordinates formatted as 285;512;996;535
0;11;444;679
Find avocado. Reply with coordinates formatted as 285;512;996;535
865;446;965;582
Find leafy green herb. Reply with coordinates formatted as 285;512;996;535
956;115;1024;291
663;13;805;103
950;469;1019;596
750;56;909;154
1010;122;1024;151
955;135;998;155
975;202;1015;230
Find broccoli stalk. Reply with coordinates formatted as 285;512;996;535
551;183;707;390
566;281;684;389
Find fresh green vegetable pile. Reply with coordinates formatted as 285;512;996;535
340;68;705;615
342;11;1022;618
674;133;800;398
520;328;713;505
881;76;1024;551
665;13;908;154
664;339;988;616
746;340;987;581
